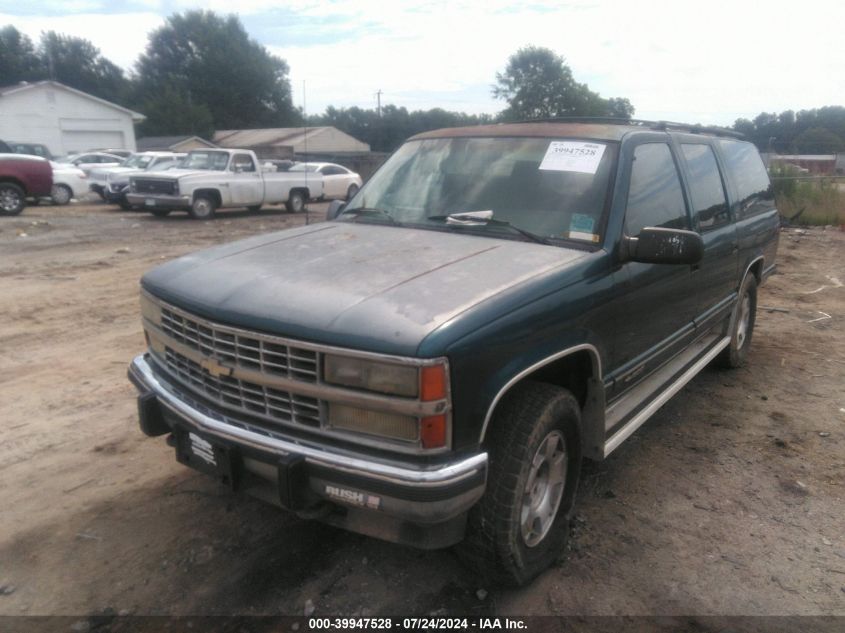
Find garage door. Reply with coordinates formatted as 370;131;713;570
60;130;125;154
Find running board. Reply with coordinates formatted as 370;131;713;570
603;336;730;457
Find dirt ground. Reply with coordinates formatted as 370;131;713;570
0;201;843;619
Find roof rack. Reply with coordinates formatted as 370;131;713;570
516;116;745;139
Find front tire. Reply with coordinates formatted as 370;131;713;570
51;184;72;205
286;190;305;213
346;184;359;201
189;196;216;220
0;182;26;216
718;274;757;368
459;382;582;586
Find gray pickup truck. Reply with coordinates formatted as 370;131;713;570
128;120;778;585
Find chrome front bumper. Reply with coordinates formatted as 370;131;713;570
128;354;487;540
125;193;190;209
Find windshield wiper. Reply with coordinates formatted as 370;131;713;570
427;211;553;245
339;207;401;225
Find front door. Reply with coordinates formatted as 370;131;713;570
606;141;699;401
230;154;263;206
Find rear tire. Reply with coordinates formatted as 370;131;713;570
286;190;305;213
717;274;757;368
459;381;582;586
50;184;72;205
189;196;216;220
0;182;26;216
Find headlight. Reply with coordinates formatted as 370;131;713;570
140;292;162;325
324;355;419;397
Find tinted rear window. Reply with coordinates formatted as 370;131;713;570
718;140;773;218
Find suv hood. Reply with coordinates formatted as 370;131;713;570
142;223;587;356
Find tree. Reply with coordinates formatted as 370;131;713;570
492;46;634;121
136;10;298;133
38;31;130;105
309;105;495;152
733;106;845;153
0;26;44;84
135;83;214;138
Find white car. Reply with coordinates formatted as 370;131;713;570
49;161;88;205
288;162;363;200
89;152;185;206
56;152;124;179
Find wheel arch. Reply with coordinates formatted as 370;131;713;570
0;177;27;194
480;344;607;461
192;188;222;207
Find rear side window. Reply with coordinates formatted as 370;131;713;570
681;144;730;230
625;143;689;236
718;140;773;218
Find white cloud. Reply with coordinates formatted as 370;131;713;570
4;0;845;123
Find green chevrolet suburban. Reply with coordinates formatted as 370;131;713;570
128;120;779;585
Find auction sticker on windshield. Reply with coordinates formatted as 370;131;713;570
539;141;606;174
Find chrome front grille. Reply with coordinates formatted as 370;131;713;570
160;307;318;382
164;347;321;428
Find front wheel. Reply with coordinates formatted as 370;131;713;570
51;184;72;205
459;382;582;586
189;196;216;220
0;182;26;215
286;190;305;213
717;274;757;368
346;184;359;201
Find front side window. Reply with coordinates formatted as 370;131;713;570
681;143;729;230
625;143;689;236
232;154;255;172
344;136;617;245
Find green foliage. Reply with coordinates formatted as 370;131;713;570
39;31;131;105
135;10;298;133
309;105;495;153
734;107;845;153
0;26;43;84
135;83;214;138
492;46;635;121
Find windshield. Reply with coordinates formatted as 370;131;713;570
288;163;319;173
182;151;231;171
345;137;617;245
122;155;154;169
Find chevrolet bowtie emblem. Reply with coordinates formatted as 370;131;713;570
200;356;232;378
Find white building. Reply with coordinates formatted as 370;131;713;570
0;80;144;157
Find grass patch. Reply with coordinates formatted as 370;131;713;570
771;165;845;226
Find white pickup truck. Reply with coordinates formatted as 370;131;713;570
125;149;324;219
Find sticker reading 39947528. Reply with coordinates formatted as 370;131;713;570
539;141;606;174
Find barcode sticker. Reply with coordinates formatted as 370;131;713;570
539;141;606;174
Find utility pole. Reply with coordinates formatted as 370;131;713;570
375;89;382;117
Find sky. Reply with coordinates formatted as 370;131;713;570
2;0;844;126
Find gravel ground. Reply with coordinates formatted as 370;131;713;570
0;201;843;620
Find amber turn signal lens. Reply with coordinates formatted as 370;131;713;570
420;364;447;401
420;414;447;449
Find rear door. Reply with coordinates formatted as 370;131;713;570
674;136;738;333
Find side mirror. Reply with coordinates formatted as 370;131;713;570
622;227;703;265
327;199;346;220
